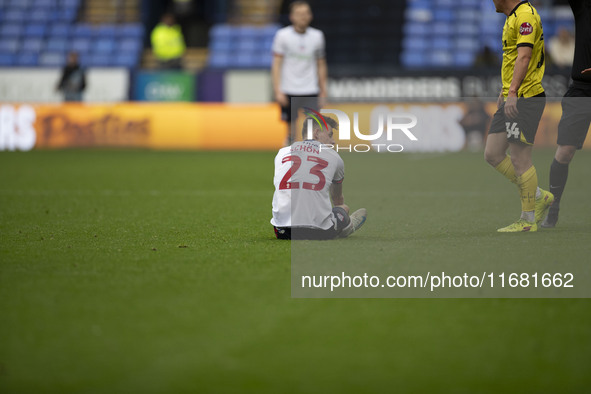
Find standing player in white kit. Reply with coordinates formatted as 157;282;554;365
271;116;367;240
271;1;327;145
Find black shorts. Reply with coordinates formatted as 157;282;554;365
281;94;319;123
556;81;591;149
274;207;351;240
489;92;546;145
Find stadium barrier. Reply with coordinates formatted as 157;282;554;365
0;68;572;104
0;102;589;152
133;71;197;102
0;68;129;103
131;69;272;103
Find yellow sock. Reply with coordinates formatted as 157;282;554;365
495;155;517;184
517;166;537;214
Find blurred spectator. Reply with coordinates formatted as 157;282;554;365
56;52;86;102
460;99;491;151
151;13;186;69
474;46;500;68
548;27;575;69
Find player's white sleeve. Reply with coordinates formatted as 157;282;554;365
271;30;285;56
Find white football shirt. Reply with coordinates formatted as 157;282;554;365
271;26;325;95
271;140;345;230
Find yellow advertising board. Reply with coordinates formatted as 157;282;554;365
29;103;286;150
0;103;286;151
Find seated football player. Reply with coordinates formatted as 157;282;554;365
271;116;367;240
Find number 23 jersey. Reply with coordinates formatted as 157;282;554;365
271;140;345;230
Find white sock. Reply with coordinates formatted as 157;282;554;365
535;187;541;199
521;211;535;222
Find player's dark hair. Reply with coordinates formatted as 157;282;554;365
301;116;338;139
289;1;311;13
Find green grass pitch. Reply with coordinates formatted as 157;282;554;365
1;149;590;393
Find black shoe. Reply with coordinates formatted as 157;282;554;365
540;211;558;228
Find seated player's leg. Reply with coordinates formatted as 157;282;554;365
274;226;292;239
274;207;366;240
332;206;351;235
334;204;349;215
287;207;348;240
338;208;367;238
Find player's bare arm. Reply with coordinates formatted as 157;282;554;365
582;67;591;74
330;182;345;207
505;45;533;119
317;57;328;107
271;54;288;107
